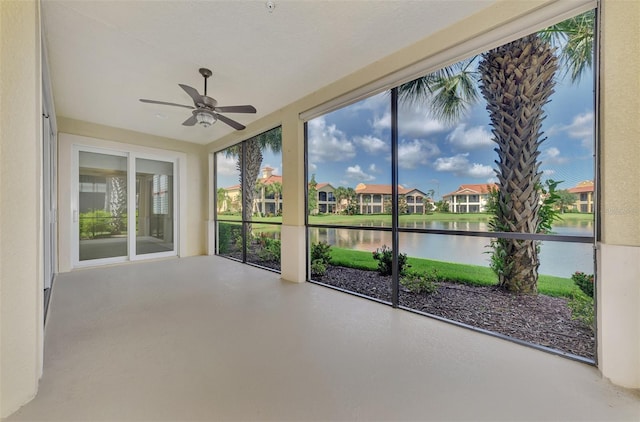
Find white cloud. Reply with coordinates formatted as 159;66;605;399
308;162;317;172
345;164;376;182
369;163;378;173
354;135;387;154
372;111;391;131
216;153;238;176
433;153;494;178
307;116;356;163
548;112;594;152
540;147;567;165
566;112;594;151
398;139;440;169
398;104;448;137
446;124;492;150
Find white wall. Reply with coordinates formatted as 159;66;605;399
597;0;640;389
0;0;43;417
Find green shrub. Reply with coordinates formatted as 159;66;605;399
372;245;408;276
568;290;595;332
79;209;113;239
310;259;327;277
218;223;242;254
571;271;594;297
258;237;281;262
311;241;332;266
401;270;439;294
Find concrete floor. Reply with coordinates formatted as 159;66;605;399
7;256;639;421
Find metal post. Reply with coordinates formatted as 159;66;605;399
391;88;399;307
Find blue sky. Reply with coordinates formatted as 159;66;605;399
218;58;594;200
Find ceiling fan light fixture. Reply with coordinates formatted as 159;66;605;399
196;111;216;127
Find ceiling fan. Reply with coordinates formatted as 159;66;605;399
140;68;256;130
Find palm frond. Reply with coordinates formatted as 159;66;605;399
398;59;479;125
539;10;595;82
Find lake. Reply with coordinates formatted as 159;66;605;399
308;220;594;278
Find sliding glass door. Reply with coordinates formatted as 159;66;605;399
74;147;177;266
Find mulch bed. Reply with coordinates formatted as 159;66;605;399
315;265;595;360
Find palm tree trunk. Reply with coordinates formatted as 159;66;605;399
241;139;264;237
479;34;558;294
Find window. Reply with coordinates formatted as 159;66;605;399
214;126;282;271
306;10;597;361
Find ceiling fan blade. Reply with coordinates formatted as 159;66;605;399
140;99;194;110
182;114;198;126
216;113;246;130
178;84;203;106
214;105;256;114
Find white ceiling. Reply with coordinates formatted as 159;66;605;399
42;0;496;145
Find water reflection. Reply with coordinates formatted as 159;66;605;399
309;221;593;278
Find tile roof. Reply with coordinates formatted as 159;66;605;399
355;183;424;195
568;185;594;194
443;183;498;197
568;181;594;194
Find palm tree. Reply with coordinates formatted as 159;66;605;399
398;11;594;293
254;179;266;217
333;186;347;214
216;187;229;213
268;181;283;215
225;126;282;225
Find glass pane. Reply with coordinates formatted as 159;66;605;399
394;10;596;359
217;221;243;260
216;146;242;221
247;127;282;223
136;158;174;255
78;151;128;261
307;92;391;227
246;223;281;271
309;227;392;303
398;233;595;359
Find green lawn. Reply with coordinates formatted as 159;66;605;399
329;247;576;298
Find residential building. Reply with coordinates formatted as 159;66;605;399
443;184;498;213
221;168;337;216
220;167;283;216
354;183;430;214
568;180;595;213
316;182;336;214
2;1;639;418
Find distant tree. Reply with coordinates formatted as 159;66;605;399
424;189;436;213
254;179;266;217
268;181;283;215
217;188;229;213
556;189;576;213
434;200;449;213
225;127;282;234
333;186;348;214
384;194;408;214
308;174;318;215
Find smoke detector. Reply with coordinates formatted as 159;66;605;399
265;1;276;13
